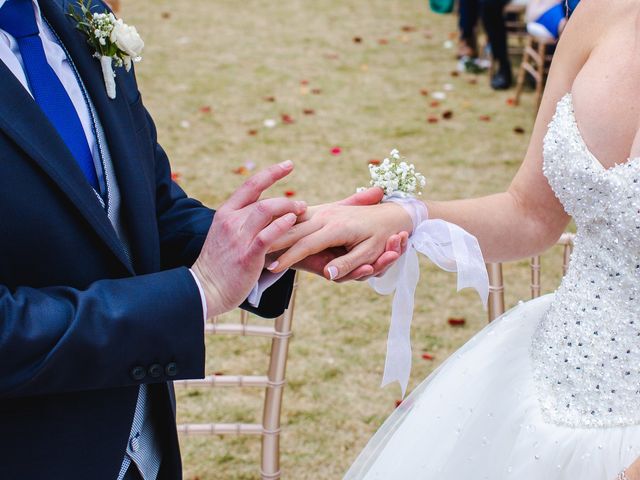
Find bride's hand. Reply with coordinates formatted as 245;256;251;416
268;188;414;280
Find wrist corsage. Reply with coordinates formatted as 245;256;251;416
364;150;489;397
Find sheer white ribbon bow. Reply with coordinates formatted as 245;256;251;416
369;197;489;397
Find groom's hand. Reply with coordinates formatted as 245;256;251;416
192;161;306;318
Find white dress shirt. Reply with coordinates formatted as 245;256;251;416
0;0;283;320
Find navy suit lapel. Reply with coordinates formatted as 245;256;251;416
0;61;134;273
40;0;158;274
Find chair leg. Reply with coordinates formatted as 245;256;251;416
487;263;506;322
514;37;532;106
534;39;546;111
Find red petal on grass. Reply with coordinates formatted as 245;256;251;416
171;172;181;182
395;399;403;408
479;115;491;122
420;89;429;96
281;114;295;124
427;116;439;124
233;166;249;175
300;79;309;85
448;317;466;326
353;36;363;43
468;78;478;85
421;353;435;360
264;96;276;102
311;88;322;95
284;190;296;197
303;109;315;115
514;126;525;134
401;25;417;32
430;100;440;108
247;129;258;136
199;105;212;114
378;38;389;45
331;147;342;155
368;159;381;165
442;110;453;120
506;97;516;106
213;371;224;376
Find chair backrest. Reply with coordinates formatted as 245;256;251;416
487;233;574;322
176;273;300;480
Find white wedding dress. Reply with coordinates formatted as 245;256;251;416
345;93;640;479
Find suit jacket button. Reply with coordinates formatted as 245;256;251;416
131;366;146;381
149;363;163;378
165;362;178;377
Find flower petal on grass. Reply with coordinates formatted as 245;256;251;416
448;317;466;326
331;147;342;155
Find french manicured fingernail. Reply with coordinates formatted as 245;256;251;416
295;201;307;211
280;160;293;170
267;261;279;271
328;266;339;280
284;213;297;223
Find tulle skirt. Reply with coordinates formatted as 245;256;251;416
345;295;640;479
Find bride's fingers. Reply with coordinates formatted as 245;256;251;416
271;227;341;272
324;238;382;281
335;264;375;282
267;218;323;253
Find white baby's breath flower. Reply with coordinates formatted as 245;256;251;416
359;149;427;197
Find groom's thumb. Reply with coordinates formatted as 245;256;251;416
337;187;384;206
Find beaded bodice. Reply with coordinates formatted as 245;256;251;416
531;93;640;428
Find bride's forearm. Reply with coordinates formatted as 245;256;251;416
425;190;570;263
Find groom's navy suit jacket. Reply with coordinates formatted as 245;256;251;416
0;1;294;478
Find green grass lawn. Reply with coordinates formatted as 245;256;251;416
123;1;563;478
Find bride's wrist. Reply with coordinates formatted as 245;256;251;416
380;201;416;235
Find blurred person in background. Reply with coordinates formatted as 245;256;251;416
458;0;515;90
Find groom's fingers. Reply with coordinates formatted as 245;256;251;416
336;187;384;207
267;219;323;253
250;213;298;256
241;198;306;236
224;161;294;211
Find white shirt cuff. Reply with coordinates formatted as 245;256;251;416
247;270;288;308
189;268;288;324
189;269;208;323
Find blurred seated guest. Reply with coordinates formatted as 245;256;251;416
458;0;514;90
525;0;566;40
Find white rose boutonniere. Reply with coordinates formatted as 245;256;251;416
68;0;144;99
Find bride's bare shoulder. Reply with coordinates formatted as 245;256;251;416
565;0;637;41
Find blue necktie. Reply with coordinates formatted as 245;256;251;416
0;0;100;191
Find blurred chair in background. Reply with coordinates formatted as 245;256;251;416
487;233;574;322
176;274;300;480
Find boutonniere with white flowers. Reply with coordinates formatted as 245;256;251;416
68;0;144;99
361;149;488;398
